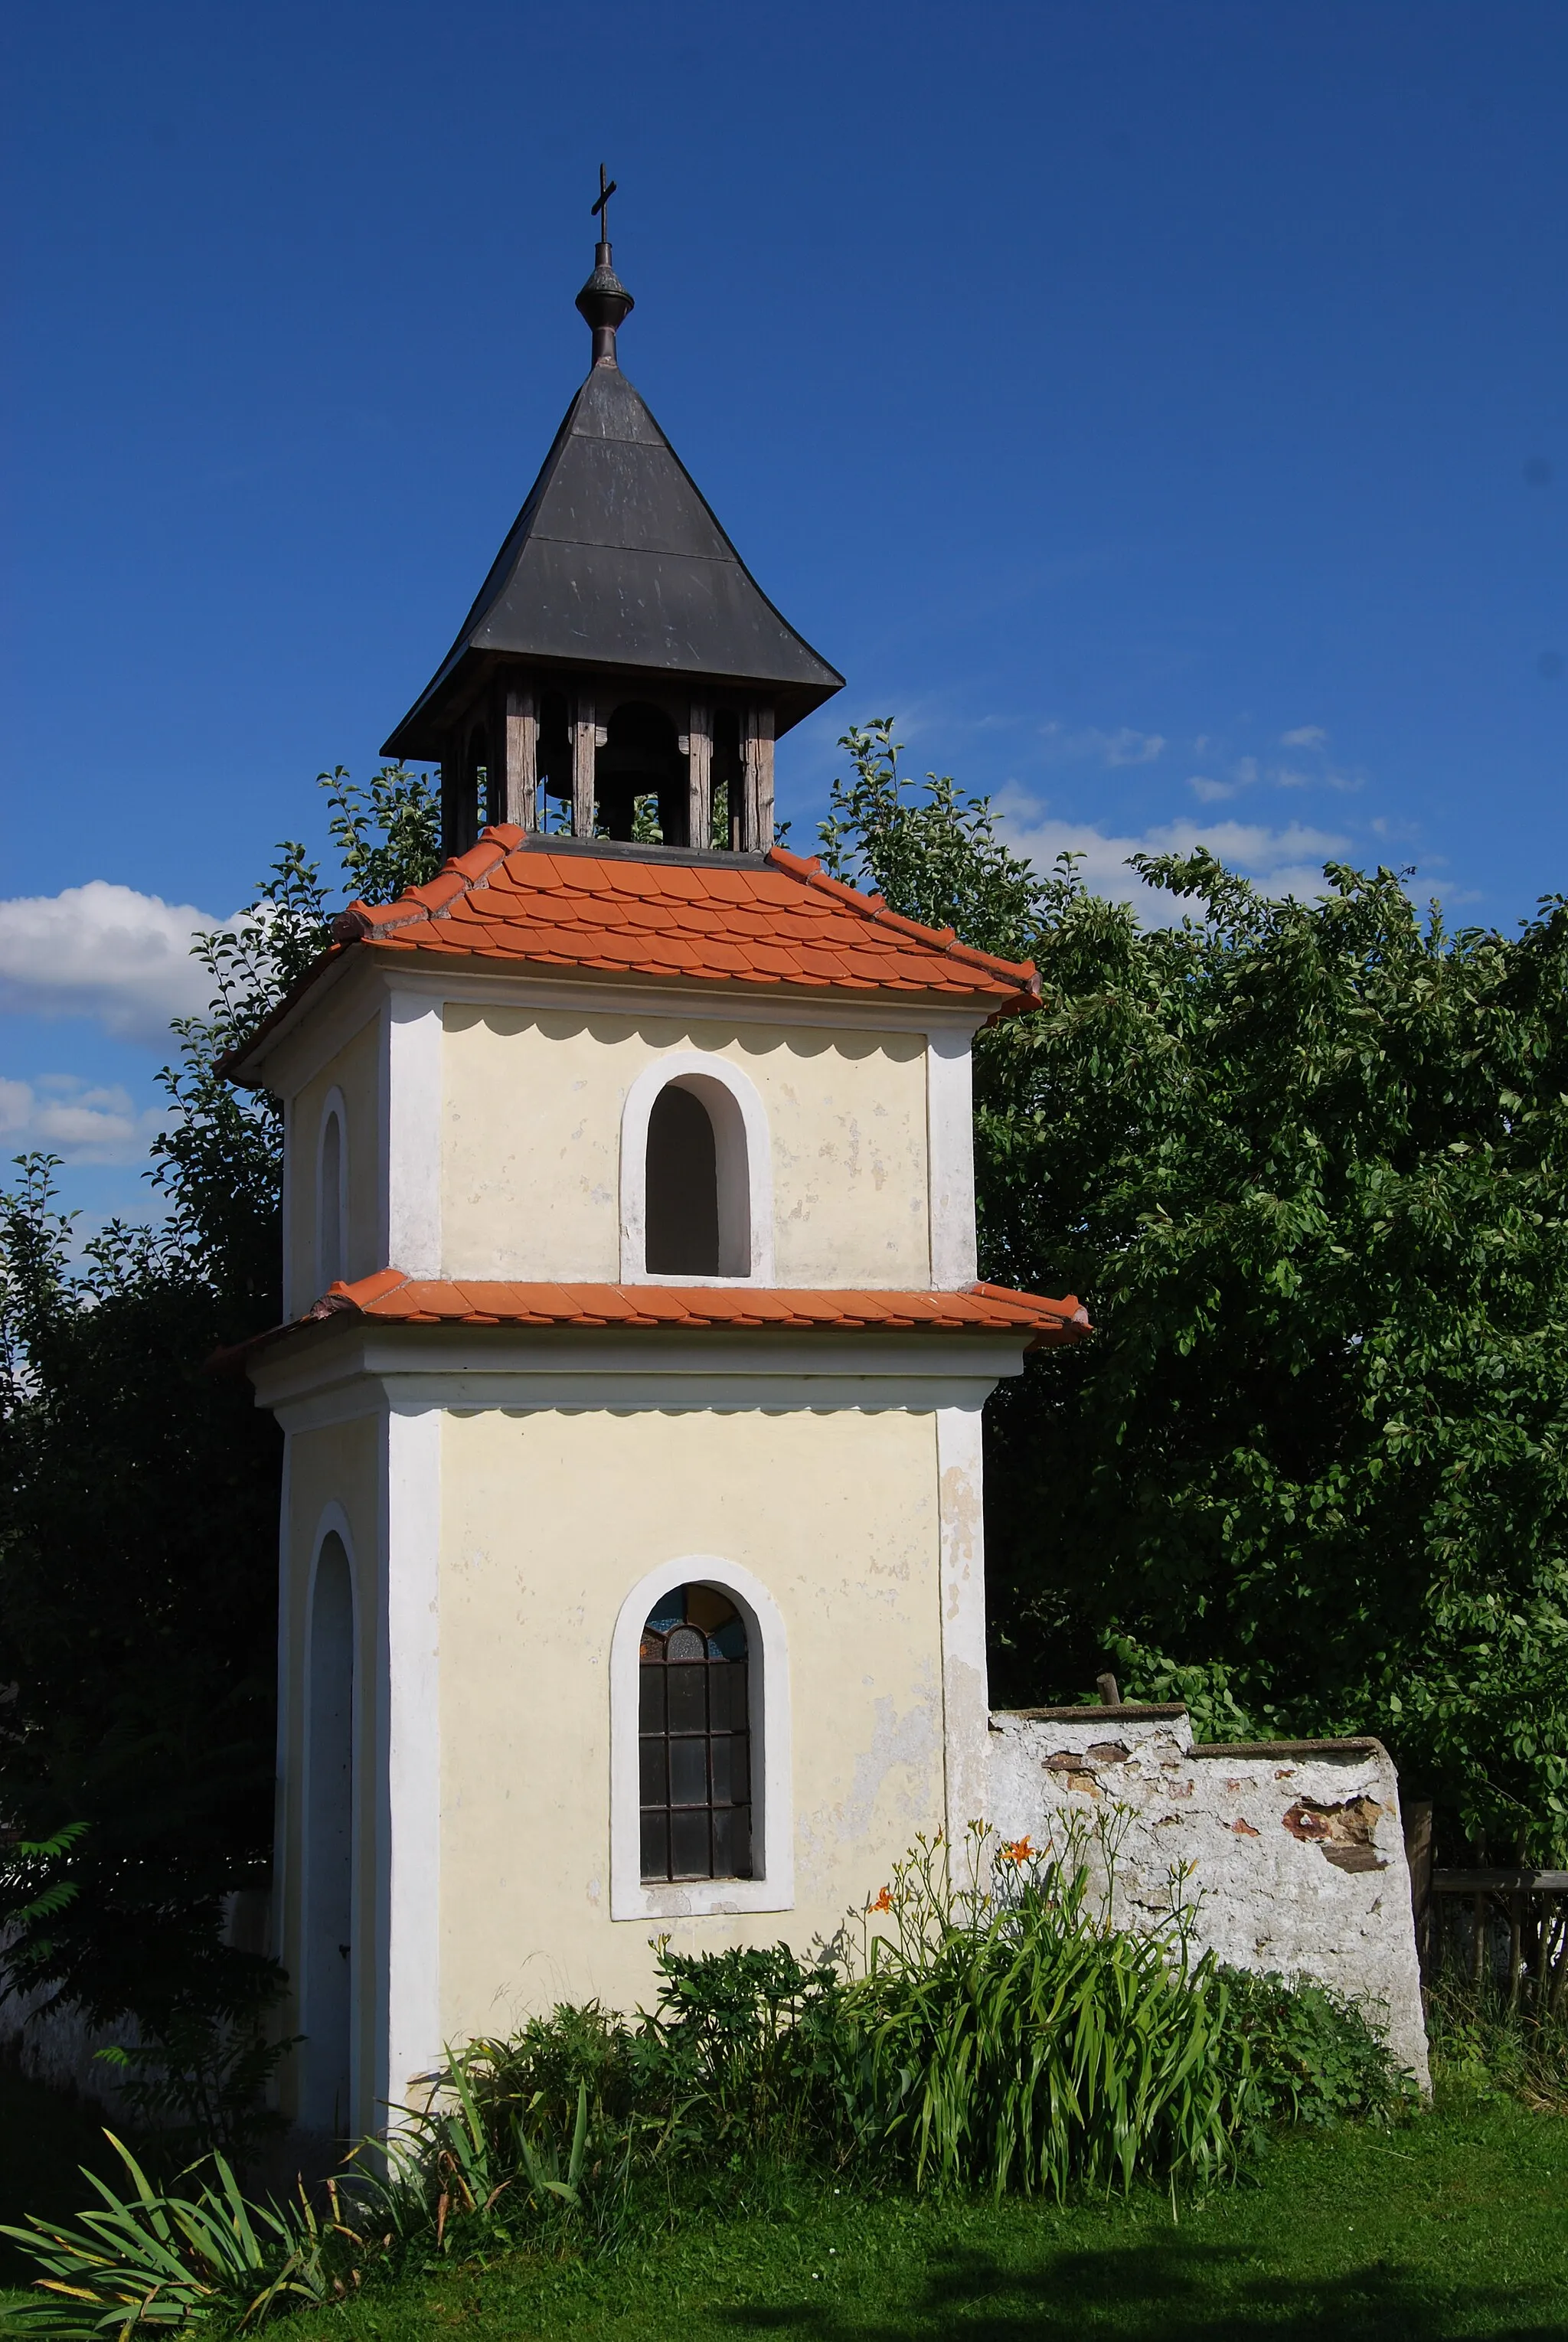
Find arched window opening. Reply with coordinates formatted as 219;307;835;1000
302;1533;354;2138
645;1084;720;1274
639;1585;751;1882
318;1105;345;1293
596;701;684;844
712;707;743;851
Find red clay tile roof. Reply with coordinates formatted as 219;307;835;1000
327;832;1040;1007
280;1269;1089;1344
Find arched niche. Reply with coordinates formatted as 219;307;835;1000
619;1053;774;1283
300;1525;356;2139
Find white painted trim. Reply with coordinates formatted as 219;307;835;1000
299;1505;361;2137
936;1405;990;1844
619;1052;774;1283
926;1031;978;1289
271;1438;294;1966
381;993;443;1279
280;1094;297;1320
376;1408;443;2126
250;1325;1026;1423
315;1088;348;1298
609;1556;793;1922
250;1327;1026;1426
245;955;990;1093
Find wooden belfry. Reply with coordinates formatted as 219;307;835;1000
382;173;844;859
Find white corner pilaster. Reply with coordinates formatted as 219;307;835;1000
381;991;443;1279
926;1029;978;1289
936;1403;990;1841
375;1405;442;2127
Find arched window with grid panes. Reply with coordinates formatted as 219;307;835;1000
638;1586;752;1881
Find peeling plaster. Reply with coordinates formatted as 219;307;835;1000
988;1708;1429;2089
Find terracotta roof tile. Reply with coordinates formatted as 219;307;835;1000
317;835;1040;1013
280;1271;1089;1347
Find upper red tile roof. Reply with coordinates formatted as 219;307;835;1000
328;832;1040;1007
247;1268;1089;1347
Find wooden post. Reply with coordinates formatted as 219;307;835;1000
502;684;537;831
1403;1799;1433;1974
685;702;712;852
571;695;597;838
741;704;775;852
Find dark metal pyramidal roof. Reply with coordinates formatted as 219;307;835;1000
382;239;844;763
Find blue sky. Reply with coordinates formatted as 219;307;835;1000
2;0;1564;1230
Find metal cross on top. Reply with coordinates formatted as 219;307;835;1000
591;163;617;242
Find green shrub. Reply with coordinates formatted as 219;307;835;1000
1222;1968;1417;2128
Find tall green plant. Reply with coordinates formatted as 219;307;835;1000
0;2136;340;2335
838;1822;1246;2197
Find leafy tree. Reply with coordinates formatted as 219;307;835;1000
824;720;1568;1859
0;768;439;2097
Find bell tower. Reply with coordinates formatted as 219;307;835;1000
382;181;844;857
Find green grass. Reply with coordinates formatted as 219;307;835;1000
245;2083;1563;2342
4;2077;1563;2337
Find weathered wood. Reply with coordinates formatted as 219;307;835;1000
1404;1799;1433;1966
572;696;597;838
685;701;713;852
1432;1869;1568;1893
1095;1671;1121;1707
503;684;537;831
741;704;775;852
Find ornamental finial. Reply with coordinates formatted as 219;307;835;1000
575;163;634;368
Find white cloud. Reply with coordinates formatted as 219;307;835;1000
995;790;1351;923
1102;727;1167;767
1281;725;1328;749
1039;723;1168;768
1187;776;1240;802
0;1073;167;1165
0;882;226;1045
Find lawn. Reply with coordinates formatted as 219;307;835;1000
252;2082;1561;2342
4;2076;1564;2338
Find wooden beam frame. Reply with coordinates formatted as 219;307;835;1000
501;684;537;831
741;704;775;853
684;701;712;852
571;695;598;838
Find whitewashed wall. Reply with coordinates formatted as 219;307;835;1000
988;1703;1429;2089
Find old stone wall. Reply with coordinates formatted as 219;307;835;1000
988;1703;1429;2089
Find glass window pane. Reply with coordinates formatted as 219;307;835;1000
671;1809;710;1879
712;1804;751;1880
639;1666;665;1731
640;1809;668;1881
710;1661;746;1731
667;1664;707;1733
666;1625;706;1664
639;1736;666;1805
669;1738;707;1807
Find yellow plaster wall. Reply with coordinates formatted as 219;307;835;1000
437;1405;944;2032
440;1006;930;1287
286;1014;381;1313
276;1412;381;2131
